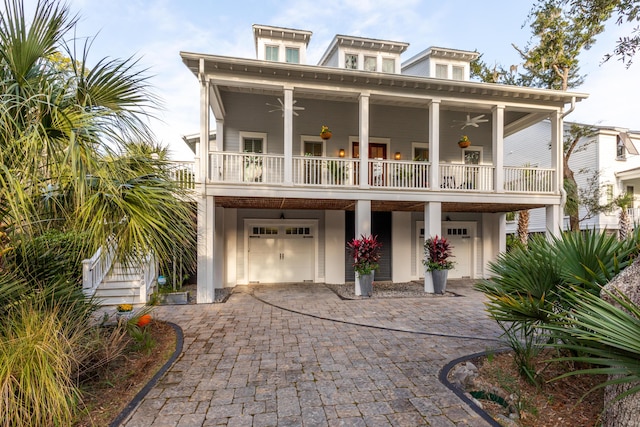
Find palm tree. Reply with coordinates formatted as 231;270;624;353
0;0;194;281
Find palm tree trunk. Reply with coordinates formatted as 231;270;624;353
601;259;640;426
517;210;530;246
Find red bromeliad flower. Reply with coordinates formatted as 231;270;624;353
347;234;382;275
423;235;454;271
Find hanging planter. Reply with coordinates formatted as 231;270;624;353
458;135;471;148
320;125;332;140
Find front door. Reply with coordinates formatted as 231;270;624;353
352;142;388;186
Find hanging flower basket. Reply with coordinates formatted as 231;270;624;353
458;135;470;148
320;125;332;140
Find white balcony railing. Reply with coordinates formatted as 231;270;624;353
504;167;554;193
293;157;359;186
368;159;430;189
439;164;494;191
210;152;284;184
169;161;196;189
202;152;555;194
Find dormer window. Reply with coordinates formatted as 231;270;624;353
435;64;447;78
452;66;464;80
286;47;299;63
265;45;279;62
382;58;395;73
364;56;376;71
345;54;358;69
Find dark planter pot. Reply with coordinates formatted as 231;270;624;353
432;269;449;294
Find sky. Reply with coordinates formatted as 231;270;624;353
59;0;640;160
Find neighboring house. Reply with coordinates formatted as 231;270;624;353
504;122;640;234
181;24;587;303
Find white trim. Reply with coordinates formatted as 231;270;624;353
239;131;267;153
242;218;319;284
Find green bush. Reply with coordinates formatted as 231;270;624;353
0;301;84;427
475;228;640;384
11;229;90;289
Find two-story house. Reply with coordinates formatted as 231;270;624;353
181;24;587;303
504;122;640;234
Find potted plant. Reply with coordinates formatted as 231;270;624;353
320;125;332;140
423;235;454;294
347;234;381;296
116;303;134;321
458;135;471;148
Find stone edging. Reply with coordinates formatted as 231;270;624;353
438;350;504;427
109;321;184;427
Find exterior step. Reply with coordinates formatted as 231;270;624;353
94;287;140;298
100;278;142;289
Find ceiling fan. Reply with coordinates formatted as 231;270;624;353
266;98;305;117
452;113;489;129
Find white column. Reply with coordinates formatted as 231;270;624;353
197;195;215;303
198;59;210;185
214;119;223;152
423;202;442;238
224;208;237;287
359;93;370;189
214;206;224;289
492;105;505;193
423;202;441;293
429;99;441;190
283;87;293;185
355;200;372;238
549;110;564;239
546;204;562;238
392;211;412;283
550;110;562;195
324;210;345;284
481;212;506;278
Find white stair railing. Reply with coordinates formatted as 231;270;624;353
82;239;115;298
140;253;157;303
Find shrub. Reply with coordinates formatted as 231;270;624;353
0;302;84;427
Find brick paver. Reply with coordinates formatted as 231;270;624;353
121;281;502;426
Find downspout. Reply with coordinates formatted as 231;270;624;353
562;96;576;118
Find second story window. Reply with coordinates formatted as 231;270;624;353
452;66;464;80
435;63;448;78
244;137;263;153
364;56;376;71
265;45;279;62
382;58;395;73
345;53;358;69
286;47;299;63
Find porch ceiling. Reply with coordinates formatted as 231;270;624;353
213;196;544;213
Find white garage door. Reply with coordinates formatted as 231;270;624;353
248;225;314;283
417;221;476;279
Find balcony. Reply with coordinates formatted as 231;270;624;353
205;152;555;194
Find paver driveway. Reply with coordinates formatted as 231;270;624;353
122;281;503;427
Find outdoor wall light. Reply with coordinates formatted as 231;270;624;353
339;149;345;158
394;152;401;160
